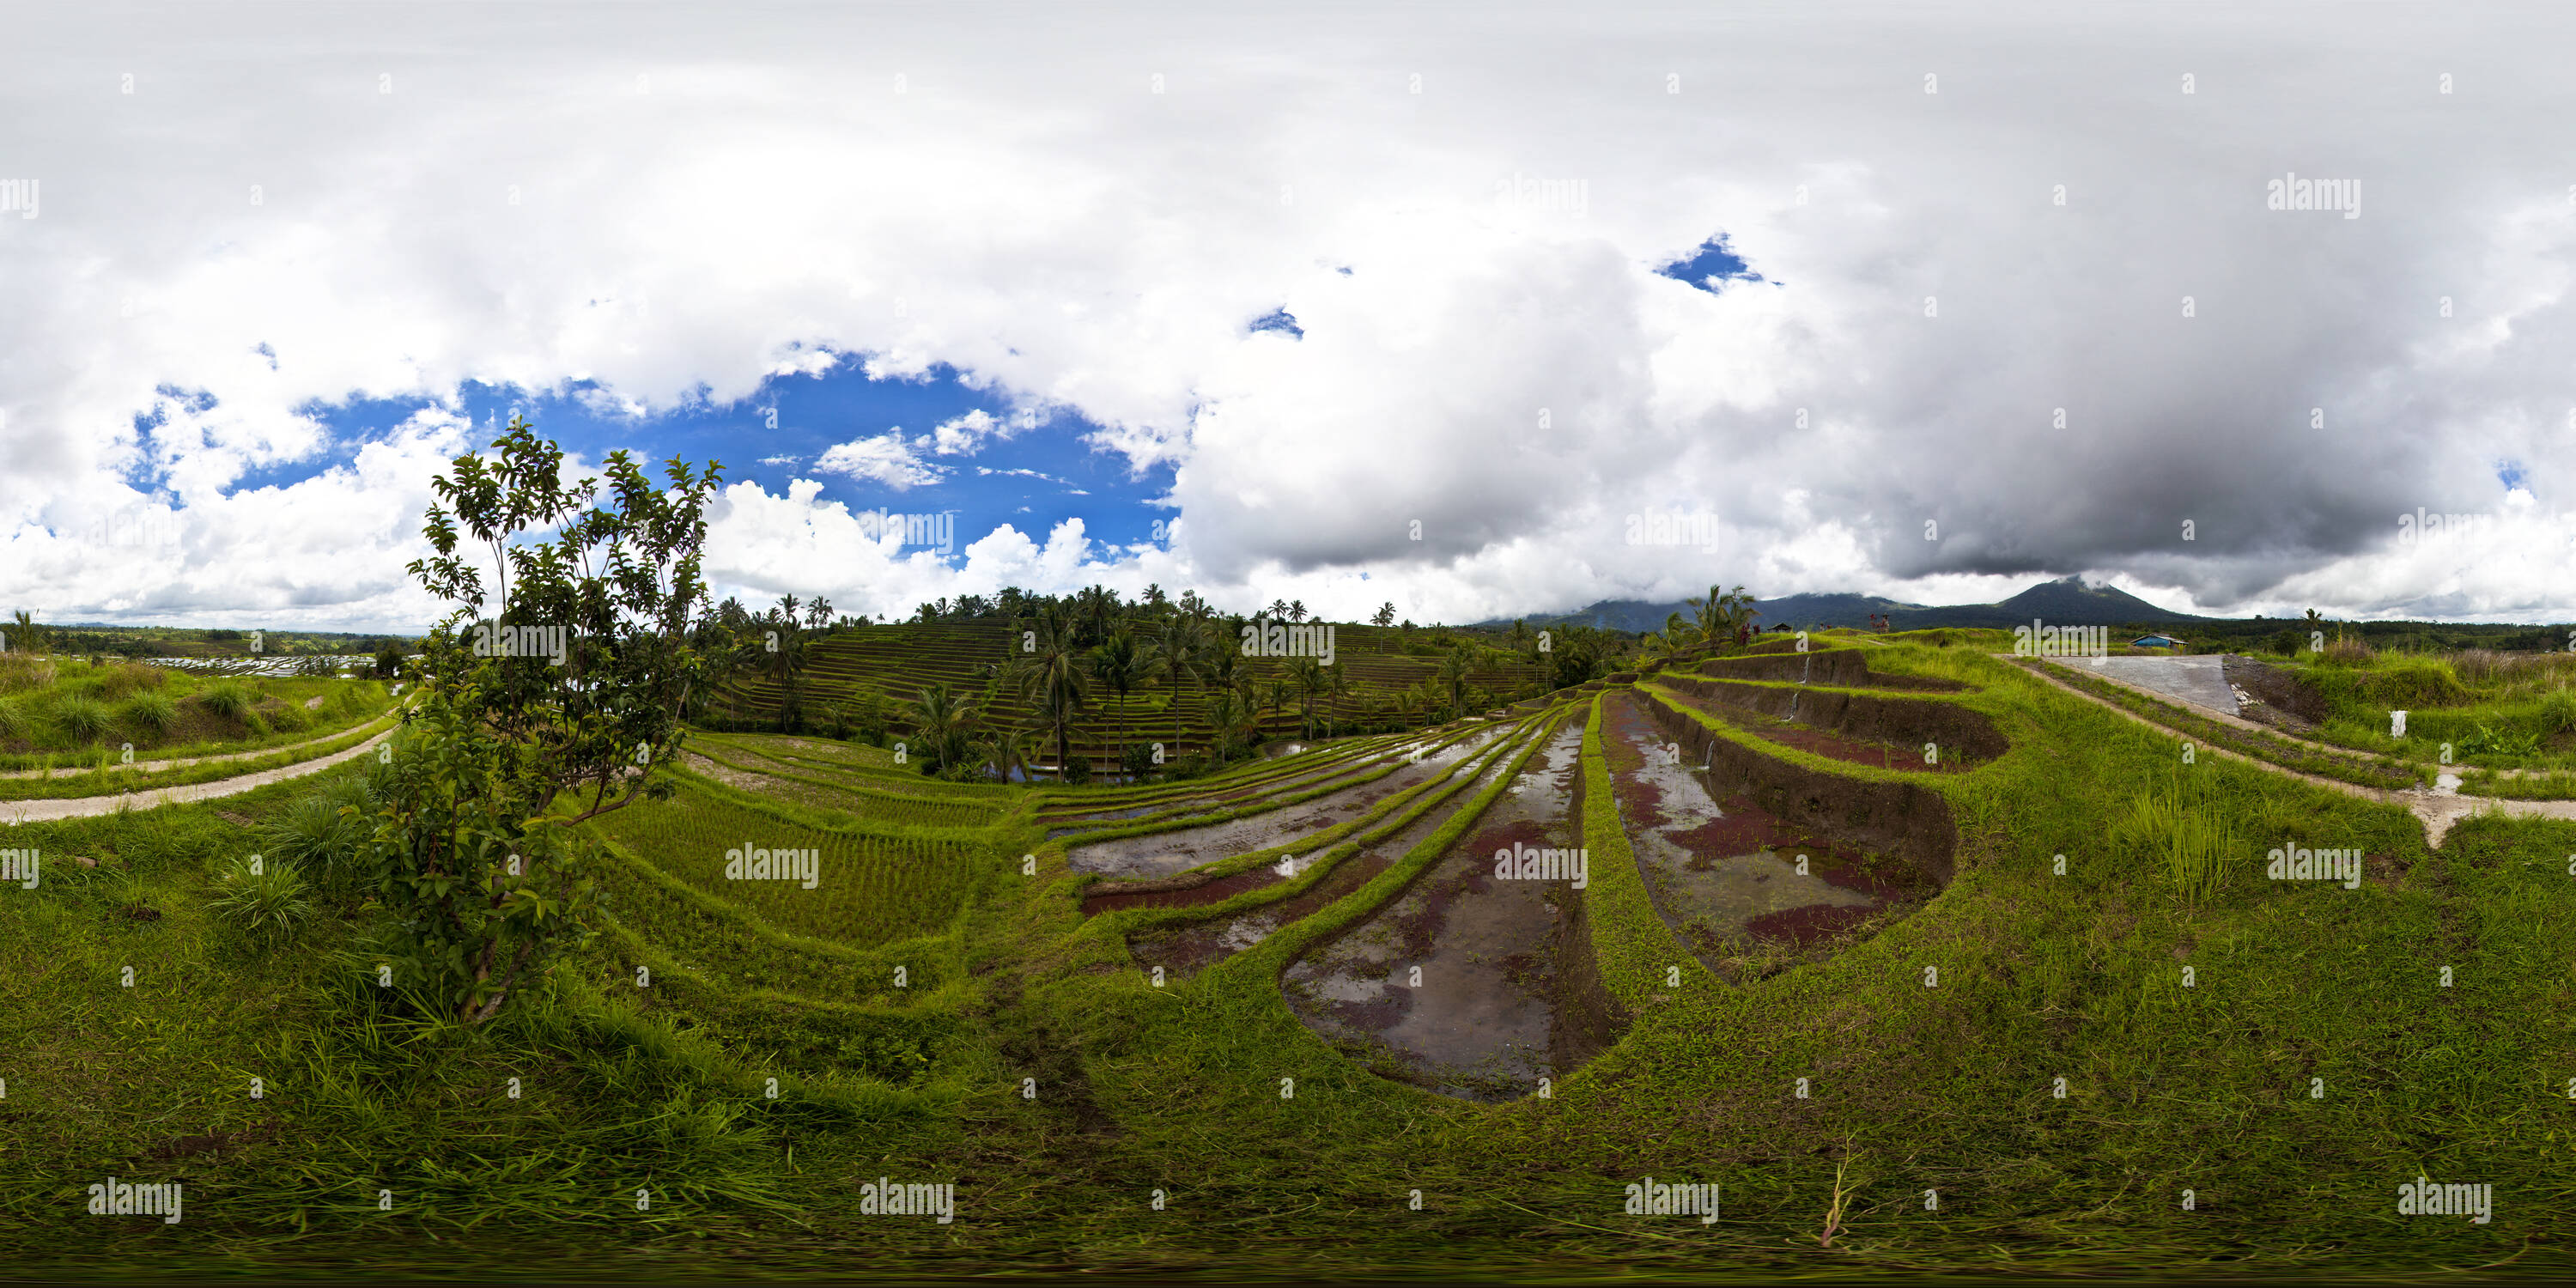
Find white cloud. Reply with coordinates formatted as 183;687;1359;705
5;5;2576;627
812;430;945;490
930;409;1024;456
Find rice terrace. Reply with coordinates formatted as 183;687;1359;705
7;3;2576;1281
0;423;2568;1279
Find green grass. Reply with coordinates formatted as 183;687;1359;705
2030;657;2422;792
584;780;988;948
3;643;2573;1276
0;716;393;801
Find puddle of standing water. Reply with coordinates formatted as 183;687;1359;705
1069;726;1510;878
1601;692;1929;976
1118;727;1538;965
1278;721;1592;1103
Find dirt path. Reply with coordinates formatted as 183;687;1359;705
0;715;396;781
2014;657;2576;846
0;726;396;824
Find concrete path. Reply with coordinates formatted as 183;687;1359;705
2016;658;2576;847
2081;654;2239;715
0;716;396;781
0;726;394;825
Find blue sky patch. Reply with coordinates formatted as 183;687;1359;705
1250;307;1303;338
1656;234;1765;293
282;359;1175;563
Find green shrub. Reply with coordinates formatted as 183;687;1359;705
265;700;312;733
0;696;23;740
52;695;115;744
2459;724;2541;758
197;680;254;721
2359;657;2467;708
259;792;373;894
94;661;167;700
120;690;179;738
2542;688;2576;736
0;655;57;694
328;683;366;717
208;854;313;942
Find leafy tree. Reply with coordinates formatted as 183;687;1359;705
1284;655;1326;738
388;417;719;1024
1008;610;1091;778
1150;616;1206;755
1687;584;1760;647
902;682;980;775
1322;660;1350;738
1436;645;1482;717
1091;629;1153;707
6;609;46;655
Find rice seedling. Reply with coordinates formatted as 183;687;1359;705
586;782;979;947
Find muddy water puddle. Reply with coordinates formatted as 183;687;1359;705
1069;726;1512;878
1657;690;1961;773
1042;744;1410;836
1119;728;1536;968
1602;693;1919;975
1277;722;1591;1103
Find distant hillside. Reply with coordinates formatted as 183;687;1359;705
1496;577;2208;633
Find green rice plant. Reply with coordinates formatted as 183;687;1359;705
119;690;179;738
2111;787;2233;911
197;679;254;721
52;694;116;744
208;854;313;942
586;783;978;947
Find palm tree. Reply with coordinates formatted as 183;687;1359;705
1372;602;1396;629
1007;614;1091;778
1267;598;1291;620
765;616;811;731
1321;660;1351;738
902;682;980;774
1284;656;1326;738
1686;584;1760;647
1286;599;1308;624
1150;616;1206;755
1089;629;1156;715
1436;645;1479;718
1204;690;1252;762
984;724;1032;783
1076;584;1120;646
7;609;46;655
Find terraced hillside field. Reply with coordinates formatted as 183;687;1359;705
712;619;1552;765
4;642;2568;1278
